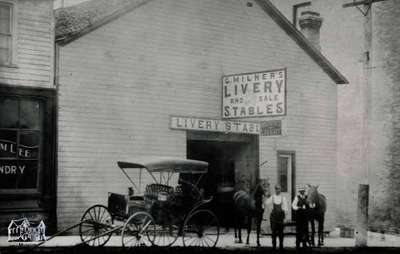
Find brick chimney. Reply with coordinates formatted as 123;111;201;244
299;11;323;51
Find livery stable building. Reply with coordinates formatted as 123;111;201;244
53;0;347;232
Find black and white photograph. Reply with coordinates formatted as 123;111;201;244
0;0;400;253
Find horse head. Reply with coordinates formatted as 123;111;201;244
306;184;319;209
306;184;327;246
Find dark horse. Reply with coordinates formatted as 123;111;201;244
307;184;327;247
232;181;266;246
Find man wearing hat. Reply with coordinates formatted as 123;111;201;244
292;185;309;248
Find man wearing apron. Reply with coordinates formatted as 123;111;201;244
292;186;310;248
266;185;288;250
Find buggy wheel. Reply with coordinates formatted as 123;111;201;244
122;212;156;248
152;222;179;247
182;209;220;247
79;204;113;247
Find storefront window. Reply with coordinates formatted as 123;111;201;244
0;97;42;190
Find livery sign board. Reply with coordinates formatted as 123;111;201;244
222;69;286;119
170;116;260;135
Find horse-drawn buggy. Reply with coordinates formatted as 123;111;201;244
78;157;220;248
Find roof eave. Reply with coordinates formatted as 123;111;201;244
255;0;348;85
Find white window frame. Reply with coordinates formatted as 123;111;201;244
0;0;17;67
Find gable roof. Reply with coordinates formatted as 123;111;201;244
55;0;150;43
55;0;348;84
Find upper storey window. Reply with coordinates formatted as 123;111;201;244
0;2;14;66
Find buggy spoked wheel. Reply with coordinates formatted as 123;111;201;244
122;212;156;248
152;223;179;247
79;205;113;247
182;209;220;247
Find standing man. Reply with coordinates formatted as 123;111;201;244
292;185;309;248
265;184;288;251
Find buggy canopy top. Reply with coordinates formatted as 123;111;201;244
117;156;208;174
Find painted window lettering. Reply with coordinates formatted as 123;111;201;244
0;98;41;189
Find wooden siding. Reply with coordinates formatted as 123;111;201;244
0;0;54;88
57;0;337;230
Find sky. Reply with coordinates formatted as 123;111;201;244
54;0;88;9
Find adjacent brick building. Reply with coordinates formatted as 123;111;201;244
271;0;400;232
54;0;347;232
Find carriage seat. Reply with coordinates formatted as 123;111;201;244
144;184;174;209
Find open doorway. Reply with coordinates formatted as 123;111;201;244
187;135;258;229
277;151;296;220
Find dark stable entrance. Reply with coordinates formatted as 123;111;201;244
187;140;247;229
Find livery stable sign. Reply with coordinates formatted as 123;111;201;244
222;69;286;119
170;116;260;135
